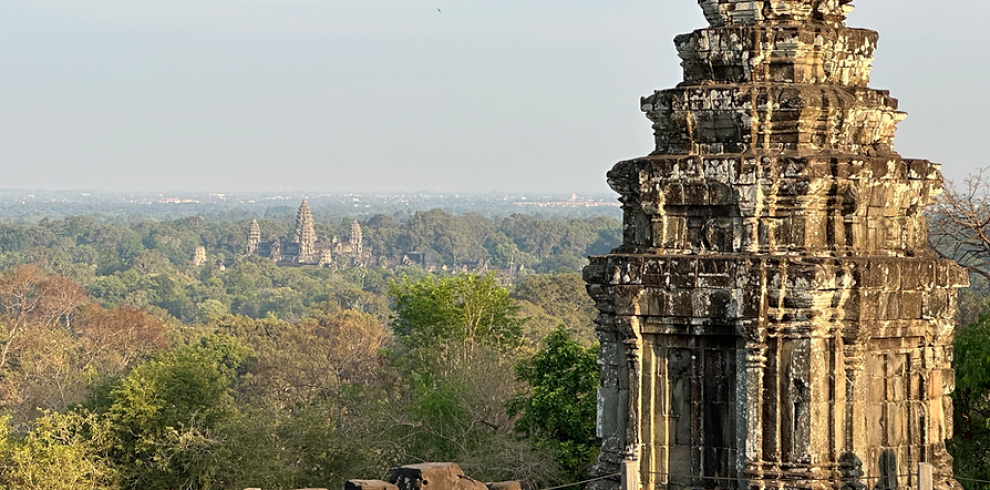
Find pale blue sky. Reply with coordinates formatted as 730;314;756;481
0;1;983;192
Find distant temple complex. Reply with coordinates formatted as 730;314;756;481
247;199;370;267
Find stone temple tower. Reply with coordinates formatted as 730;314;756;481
584;2;968;490
247;218;261;255
351;219;364;256
294;199;318;263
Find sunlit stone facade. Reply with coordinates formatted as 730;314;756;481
585;2;967;490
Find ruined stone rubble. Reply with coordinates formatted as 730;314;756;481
344;463;528;490
585;2;967;490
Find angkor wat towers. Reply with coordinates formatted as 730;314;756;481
585;2;966;490
247;200;369;267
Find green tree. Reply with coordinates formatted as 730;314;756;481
218;311;387;411
386;273;563;484
389;273;524;352
511;273;596;344
951;313;990;485
87;334;249;490
115;232;145;261
509;326;599;481
126;250;170;276
0;412;117;490
403;209;491;265
363;214;405;258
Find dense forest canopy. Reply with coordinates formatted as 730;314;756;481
0;209;619;325
0;206;611;489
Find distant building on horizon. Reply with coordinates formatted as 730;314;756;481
246;199;370;267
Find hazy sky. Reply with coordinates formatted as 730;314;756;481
1;1;984;193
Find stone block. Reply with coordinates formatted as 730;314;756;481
665;289;694;317
390;463;486;490
668;259;697;288
643;259;665;286
485;482;530;490
583;261;609;284
347;481;399;490
682;183;710;205
879;292;897;319
857;291;878;321
664;183;685;205
899;291;923;319
738;288;763;319
782;289;815;309
614;286;643;316
697;258;736;288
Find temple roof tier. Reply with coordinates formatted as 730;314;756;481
676;24;877;86
699;0;855;27
643;84;904;156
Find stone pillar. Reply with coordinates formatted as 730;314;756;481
585;2;967;490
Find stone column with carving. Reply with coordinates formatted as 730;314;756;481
584;2;967;490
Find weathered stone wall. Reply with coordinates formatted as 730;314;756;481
586;2;966;490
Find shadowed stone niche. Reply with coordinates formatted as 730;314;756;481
584;2;967;490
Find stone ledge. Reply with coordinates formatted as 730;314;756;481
675;25;878;86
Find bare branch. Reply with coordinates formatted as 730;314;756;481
928;166;990;285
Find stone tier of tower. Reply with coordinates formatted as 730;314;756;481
586;3;966;490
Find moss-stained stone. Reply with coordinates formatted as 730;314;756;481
586;2;965;490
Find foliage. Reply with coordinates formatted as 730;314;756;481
387;343;564;487
0;267;167;428
218;311;388;410
0;207;619;489
951;314;990;485
0;265;87;371
87;334;249;490
511;273;596;345
386;273;568;486
389;273;524;352
958;287;990;330
509;326;600;480
0;412;117;490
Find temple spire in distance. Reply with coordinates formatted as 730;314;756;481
350;219;363;256
294;199;317;263
247;218;261;255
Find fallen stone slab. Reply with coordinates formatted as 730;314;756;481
347;481;399;490
486;481;531;490
389;463;487;490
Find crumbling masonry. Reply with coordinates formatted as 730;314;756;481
584;2;968;490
